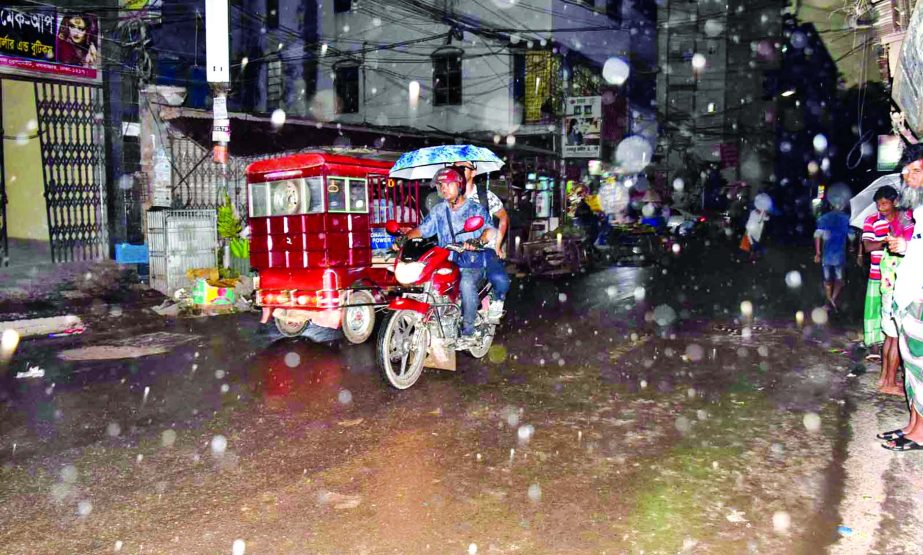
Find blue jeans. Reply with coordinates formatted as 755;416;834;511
459;268;482;336
459;251;510;336
484;249;510;301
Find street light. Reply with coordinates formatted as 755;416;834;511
781;89;795;97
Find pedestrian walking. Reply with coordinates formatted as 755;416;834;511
862;186;904;359
878;144;923;450
744;204;770;262
814;200;850;311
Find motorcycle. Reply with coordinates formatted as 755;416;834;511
376;216;498;389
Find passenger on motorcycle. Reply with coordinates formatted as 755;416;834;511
403;168;497;347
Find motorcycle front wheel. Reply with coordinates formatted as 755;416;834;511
468;318;496;359
377;309;430;389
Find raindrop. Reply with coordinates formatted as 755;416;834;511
232;539;247;555
271;109;286;127
61;465;78;483
615;136;653;173
506;135;516;147
811;307;828;325
739;300;754;318
517;424;534;444
77;500;93;517
215;370;226;380
785;271;802;288
605;285;618;298
672;178;684;192
813;134;828;153
790;31;807;49
468;544;478;555
754;193;773;211
653;305;677;326
558;292;568;303
633;287;646;302
704;19;724;37
780;141;792;153
527;483;542;502
408;81;421;109
107;423;121;437
675;416;691;434
602;57;630;85
220;384;230;394
773;511;791;533
211;435;228;456
807;161;819;174
284;352;301;368
1;328;20;360
504;406;520;427
488;344;508;363
696;409;708;420
671;243;681;254
510;34;521;45
640;379;648;389
802;412;821;432
641;203;656;217
115;540;123;551
691;53;707;70
372;17;381;26
685;344;704;362
162;429;177;448
338;389;353;405
758;345;769;357
795;310;805;326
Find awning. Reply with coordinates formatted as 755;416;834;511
161;107;557;159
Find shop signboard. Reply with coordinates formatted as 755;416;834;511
562;96;602;158
893;0;923;135
0;6;101;82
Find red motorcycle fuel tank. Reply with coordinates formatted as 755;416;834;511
431;261;460;300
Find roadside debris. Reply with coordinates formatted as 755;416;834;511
0;314;84;339
15;364;45;379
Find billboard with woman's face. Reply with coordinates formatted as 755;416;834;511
0;7;101;82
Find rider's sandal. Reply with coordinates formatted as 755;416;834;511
882;436;923;451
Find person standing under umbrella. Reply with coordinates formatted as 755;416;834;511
861;186;903;360
879;144;923;450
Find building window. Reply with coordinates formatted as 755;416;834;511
266;0;278;28
432;47;462;106
267;57;283;109
334;0;352;13
334;62;360;113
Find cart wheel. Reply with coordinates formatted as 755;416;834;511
274;317;308;338
342;290;376;344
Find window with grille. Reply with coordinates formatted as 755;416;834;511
267;57;283;108
335;63;360;113
432;48;462;106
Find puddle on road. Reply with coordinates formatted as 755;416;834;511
57;332;200;361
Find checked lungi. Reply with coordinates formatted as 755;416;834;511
899;300;923;416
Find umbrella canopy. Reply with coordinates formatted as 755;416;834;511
389;145;504;180
849;174;902;228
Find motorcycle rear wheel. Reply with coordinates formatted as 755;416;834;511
377;309;430;390
467;319;495;359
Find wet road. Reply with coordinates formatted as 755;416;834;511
0;240;876;553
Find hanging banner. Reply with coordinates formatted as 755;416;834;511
562;96;602;158
0;7;101;82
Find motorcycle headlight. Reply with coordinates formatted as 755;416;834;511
394;262;425;285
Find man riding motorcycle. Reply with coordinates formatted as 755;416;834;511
403;168;497;348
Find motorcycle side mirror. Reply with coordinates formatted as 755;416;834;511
385;220;402;235
463;215;484;233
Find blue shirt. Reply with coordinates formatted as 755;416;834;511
417;198;494;251
816;211;850;266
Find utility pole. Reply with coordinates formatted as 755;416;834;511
206;0;231;265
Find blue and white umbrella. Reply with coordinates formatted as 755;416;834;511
389;145;504;180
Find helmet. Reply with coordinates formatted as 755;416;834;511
432;167;464;189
